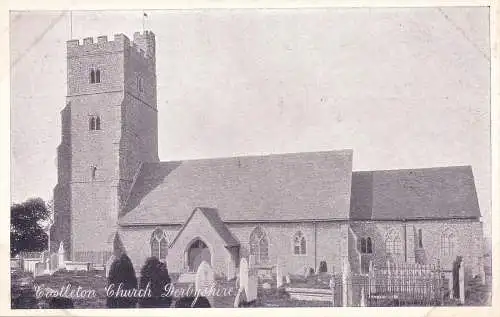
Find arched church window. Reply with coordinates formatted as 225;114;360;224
90;69;95;84
95;116;101;130
385;230;402;259
249;226;269;264
366;237;373;253
360;237;373;254
418;229;423;248
293;231;306;255
89;117;96;130
150;228;168;261
137;74;144;92
360;237;367;253
440;228;455;257
95;69;101;83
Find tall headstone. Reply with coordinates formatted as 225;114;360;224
329;274;336;307
226;257;236;281
105;255;117;278
342;258;352;307
478;257;486;285
360;286;366;307
459;259;465;304
276;259;283;288
233;287;247;308
57;242;66;270
239;258;257;302
239;258;249;292
195;261;215;306
448;271;454;299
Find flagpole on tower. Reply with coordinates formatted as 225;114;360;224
142;11;146;32
70;10;73;39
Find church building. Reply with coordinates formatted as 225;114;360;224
51;31;485;279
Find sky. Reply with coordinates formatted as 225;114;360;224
10;8;491;237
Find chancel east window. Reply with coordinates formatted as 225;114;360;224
249;226;269;265
440;229;455;257
150;228;168;261
385;231;402;259
293;231;306;255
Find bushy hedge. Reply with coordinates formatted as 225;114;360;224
139;257;172;308
106;254;138;308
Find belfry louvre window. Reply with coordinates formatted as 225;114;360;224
90;68;101;84
249;226;269;264
89;116;101;130
293;231;306;255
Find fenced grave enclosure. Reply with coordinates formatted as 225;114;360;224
348;262;449;306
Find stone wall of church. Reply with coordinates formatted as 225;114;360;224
227;221;346;275
118;221;348;277
350;219;484;275
118;225;181;272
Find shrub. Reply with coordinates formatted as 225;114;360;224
106;254;138;308
174;296;211;308
138;257;172;308
48;297;74;308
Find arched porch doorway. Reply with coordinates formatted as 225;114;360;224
187;239;211;272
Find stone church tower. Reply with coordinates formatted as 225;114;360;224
51;31;159;264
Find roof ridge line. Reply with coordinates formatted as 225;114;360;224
352;165;472;173
156;149;354;164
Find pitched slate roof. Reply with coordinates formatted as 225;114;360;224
169;207;239;247
349;166;481;220
119;150;353;225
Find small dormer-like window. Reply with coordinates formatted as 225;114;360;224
90;68;101;84
90;166;97;180
137;74;144;92
89;115;101;130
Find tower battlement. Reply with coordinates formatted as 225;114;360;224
67;31;156;62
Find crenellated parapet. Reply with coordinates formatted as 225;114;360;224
67;31;156;63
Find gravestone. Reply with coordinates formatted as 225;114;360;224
319;261;328;273
459;259;465;304
342;258;352;307
105;255;116;278
49;253;58;272
195;261;215;306
239;258;257;302
57;242;66;270
360;287;366;307
276;259;283;288
233;287;246;308
226;257;236;280
329;274;336;306
239;258;249;292
304;266;311;278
